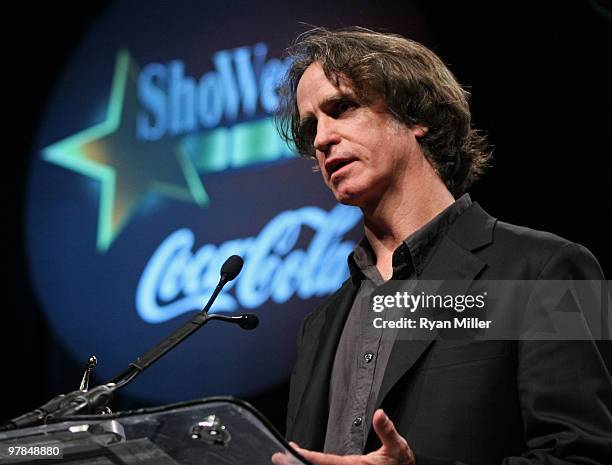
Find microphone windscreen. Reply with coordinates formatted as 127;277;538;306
239;314;259;330
220;255;244;281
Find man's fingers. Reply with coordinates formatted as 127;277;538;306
271;443;309;465
372;410;402;446
291;444;359;465
372;409;414;462
271;451;289;465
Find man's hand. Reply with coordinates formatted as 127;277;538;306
272;409;415;465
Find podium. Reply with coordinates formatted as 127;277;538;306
0;397;307;464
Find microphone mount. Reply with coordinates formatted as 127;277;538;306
1;255;259;431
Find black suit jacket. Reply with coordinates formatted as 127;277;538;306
286;202;612;465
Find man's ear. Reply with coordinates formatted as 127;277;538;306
413;124;429;138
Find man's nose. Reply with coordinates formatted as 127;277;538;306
313;115;340;155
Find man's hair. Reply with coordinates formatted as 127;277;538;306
276;26;492;196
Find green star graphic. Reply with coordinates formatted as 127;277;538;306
43;50;208;253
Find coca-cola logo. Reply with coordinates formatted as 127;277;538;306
137;205;361;323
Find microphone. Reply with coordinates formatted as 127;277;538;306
110;255;259;389
113;254;254;387
238;313;259;330
220;255;243;282
206;313;259;330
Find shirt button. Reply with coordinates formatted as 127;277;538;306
353;417;363;427
363;352;374;363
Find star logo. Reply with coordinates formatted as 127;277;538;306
43;50;208;253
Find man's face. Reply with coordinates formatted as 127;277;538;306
296;62;427;207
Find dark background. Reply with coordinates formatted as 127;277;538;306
5;0;611;434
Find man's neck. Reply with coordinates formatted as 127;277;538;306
362;163;455;280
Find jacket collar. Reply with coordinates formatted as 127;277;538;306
375;201;496;410
446;201;496;252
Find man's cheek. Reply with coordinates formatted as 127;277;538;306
322;168;335;188
321;171;330;187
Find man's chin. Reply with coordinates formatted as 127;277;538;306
332;188;367;207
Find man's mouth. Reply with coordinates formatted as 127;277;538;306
326;158;356;180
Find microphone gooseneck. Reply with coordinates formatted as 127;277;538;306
112;254;253;389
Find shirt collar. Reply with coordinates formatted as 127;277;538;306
348;193;473;284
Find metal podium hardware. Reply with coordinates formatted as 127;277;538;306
68;418;126;444
0;397;309;465
79;355;97;391
190;414;231;446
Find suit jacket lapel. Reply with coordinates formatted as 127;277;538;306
290;280;358;449
376;203;495;409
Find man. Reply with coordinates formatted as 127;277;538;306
273;27;612;465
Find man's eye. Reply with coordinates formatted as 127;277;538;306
334;100;357;116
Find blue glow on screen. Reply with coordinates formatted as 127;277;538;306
25;0;424;403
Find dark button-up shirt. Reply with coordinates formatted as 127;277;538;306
323;194;472;454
